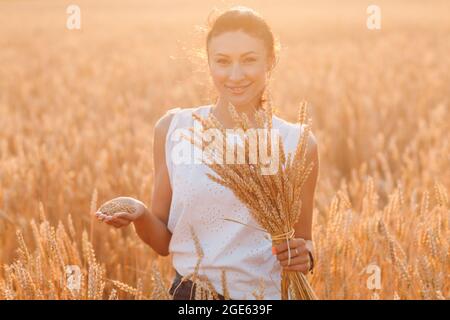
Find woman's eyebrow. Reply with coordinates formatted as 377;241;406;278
215;51;258;57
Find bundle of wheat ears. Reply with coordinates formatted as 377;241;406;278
182;99;318;300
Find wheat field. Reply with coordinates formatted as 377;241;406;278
0;0;449;300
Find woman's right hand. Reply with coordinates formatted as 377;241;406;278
95;196;146;229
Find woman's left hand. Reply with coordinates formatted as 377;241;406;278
273;238;311;274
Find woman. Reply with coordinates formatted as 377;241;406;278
95;6;319;300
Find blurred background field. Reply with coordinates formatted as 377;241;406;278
0;0;448;299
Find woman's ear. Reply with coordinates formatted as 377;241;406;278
266;66;273;80
266;55;275;77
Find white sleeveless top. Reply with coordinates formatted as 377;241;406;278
165;104;304;300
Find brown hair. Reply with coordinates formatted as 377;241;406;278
205;6;279;109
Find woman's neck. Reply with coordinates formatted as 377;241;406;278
212;96;262;129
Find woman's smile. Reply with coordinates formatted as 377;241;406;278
225;82;253;95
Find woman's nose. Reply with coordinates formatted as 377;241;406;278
229;63;245;81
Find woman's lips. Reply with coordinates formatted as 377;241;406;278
226;83;252;94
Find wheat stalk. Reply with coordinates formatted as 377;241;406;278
184;100;318;300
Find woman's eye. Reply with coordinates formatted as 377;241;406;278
215;58;255;64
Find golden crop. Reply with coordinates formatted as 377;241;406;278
0;0;448;299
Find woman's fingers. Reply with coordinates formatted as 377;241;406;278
276;246;308;261
283;262;310;274
103;217;116;226
111;216;131;227
274;238;306;255
107;217;126;228
96;213;125;228
95;212;108;222
95;211;133;228
107;213;132;228
112;220;127;228
113;212;134;221
115;217;131;225
279;254;309;267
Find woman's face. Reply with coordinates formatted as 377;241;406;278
207;30;272;108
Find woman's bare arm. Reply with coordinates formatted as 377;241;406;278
293;131;319;241
269;129;320;274
133;111;175;256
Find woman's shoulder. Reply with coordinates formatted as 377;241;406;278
154;108;179;136
154;104;211;138
272;114;318;150
272;114;304;132
158;104;210;124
